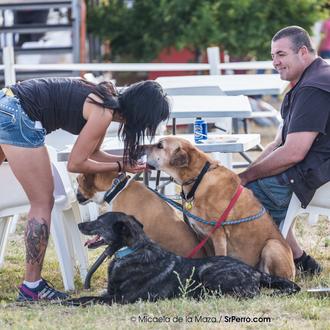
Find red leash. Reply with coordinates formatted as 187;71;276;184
187;185;244;259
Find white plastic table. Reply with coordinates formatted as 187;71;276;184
57;133;260;161
157;74;289;96
169;95;252;119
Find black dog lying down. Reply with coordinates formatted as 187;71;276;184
65;212;300;305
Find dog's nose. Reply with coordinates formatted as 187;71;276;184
76;189;89;204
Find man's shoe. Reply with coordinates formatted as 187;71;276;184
294;251;322;275
17;278;69;302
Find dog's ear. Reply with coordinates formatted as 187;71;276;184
113;221;132;239
77;173;96;191
112;216;143;242
84;173;96;189
169;147;189;167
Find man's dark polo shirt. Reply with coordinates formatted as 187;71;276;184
281;57;330;208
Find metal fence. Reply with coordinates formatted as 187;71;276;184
1;45;280;85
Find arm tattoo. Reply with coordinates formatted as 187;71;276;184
25;218;49;265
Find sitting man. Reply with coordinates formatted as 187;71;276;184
239;25;330;275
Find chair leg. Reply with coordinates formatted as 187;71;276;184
62;202;89;282
50;201;75;291
0;216;12;268
280;194;301;238
9;214;19;234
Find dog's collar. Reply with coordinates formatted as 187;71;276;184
181;177;198;186
104;173;130;204
180;161;211;201
114;242;145;259
115;246;136;259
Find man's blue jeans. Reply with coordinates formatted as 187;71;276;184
246;173;293;226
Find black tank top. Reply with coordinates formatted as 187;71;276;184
10;77;94;134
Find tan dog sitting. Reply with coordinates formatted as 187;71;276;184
145;136;295;279
76;171;208;258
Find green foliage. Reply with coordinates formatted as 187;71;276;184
215;0;329;59
87;0;328;61
86;0;169;62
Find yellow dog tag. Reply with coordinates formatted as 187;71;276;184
185;201;193;210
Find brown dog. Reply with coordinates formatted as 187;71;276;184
145;136;295;279
76;171;209;258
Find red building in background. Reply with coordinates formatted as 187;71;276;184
147;47;208;80
147;46;231;80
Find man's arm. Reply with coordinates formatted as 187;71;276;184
247;124;283;167
239;131;318;185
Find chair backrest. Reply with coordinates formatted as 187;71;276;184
47;145;76;201
45;129;77;151
0;150;72;217
309;181;330;208
0;162;30;216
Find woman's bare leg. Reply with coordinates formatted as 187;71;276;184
1;144;54;282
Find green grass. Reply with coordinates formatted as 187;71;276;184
0;215;329;330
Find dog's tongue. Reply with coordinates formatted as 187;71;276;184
85;235;105;249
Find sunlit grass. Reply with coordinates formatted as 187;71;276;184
0;214;329;330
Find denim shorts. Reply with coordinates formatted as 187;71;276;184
246;173;293;227
0;89;46;148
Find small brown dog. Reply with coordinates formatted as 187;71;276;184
145;136;295;279
76;171;209;258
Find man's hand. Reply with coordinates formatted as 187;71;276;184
238;171;250;186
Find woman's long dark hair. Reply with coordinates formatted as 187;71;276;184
81;79;121;110
118;80;170;164
82;79;170;165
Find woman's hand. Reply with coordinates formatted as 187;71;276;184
122;162;147;173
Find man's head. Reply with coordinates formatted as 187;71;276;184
271;26;316;83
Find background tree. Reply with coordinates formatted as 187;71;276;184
215;0;329;60
87;0;169;62
87;0;329;62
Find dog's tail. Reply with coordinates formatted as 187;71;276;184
260;273;300;296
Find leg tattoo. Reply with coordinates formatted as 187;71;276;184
25;218;49;265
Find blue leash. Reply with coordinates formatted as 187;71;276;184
148;187;266;226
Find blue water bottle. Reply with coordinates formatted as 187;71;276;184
202;120;208;140
194;117;204;143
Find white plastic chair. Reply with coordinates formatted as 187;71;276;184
45;133;100;222
47;146;89;286
280;182;330;238
0;154;88;291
